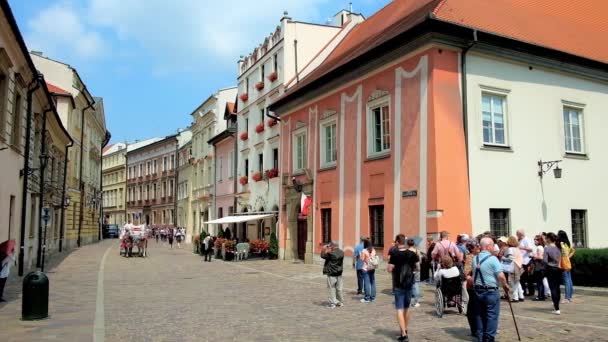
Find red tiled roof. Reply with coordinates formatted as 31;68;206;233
102;144;115;154
278;0;608;105
433;0;608;65
46;82;71;96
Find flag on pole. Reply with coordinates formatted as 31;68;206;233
301;193;312;216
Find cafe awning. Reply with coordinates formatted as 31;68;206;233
203;214;275;225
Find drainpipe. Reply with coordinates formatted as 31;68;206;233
58;140;72;252
36;107;53;268
99;131;110;241
18;73;42;276
124;143;128;225
173;135;179;227
461;30;478;195
77;100;95;248
294;39;300;84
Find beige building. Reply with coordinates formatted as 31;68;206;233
0;2;73;275
31;52;109;250
102;142;127;225
176;132;193;241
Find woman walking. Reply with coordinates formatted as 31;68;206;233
503;236;523;302
532;235;547;301
544;232;562;315
360;239;377;303
168;228;175;249
558;230;575;303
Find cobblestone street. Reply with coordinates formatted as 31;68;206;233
1;240;608;341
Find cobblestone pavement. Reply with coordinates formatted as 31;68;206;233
1;240;608;341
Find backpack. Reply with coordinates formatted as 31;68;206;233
397;259;415;289
367;252;380;270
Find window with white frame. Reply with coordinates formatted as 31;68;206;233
368;100;390;156
481;93;508;146
292;130;306;173
563;106;585;154
320;119;337;168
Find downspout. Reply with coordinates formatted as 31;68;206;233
77;100;95;248
18;73;42;276
212;141;217;234
294;39;299;84
124;143;128;224
461;30;478;194
36;107;53;268
99;131;110;241
174;136;179;227
58;141;73;252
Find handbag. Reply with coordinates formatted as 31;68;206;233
560;255;572;271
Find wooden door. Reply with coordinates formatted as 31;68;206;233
297;219;307;260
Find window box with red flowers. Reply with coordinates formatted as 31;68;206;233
239;176;249;186
239;93;249;102
252;171;263;182
255;123;265;134
265;168;278;179
250;239;270;254
267;71;278;82
267;118;277;128
255;81;264;91
239;132;248;141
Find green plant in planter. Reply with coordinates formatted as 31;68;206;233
269;232;278;258
217;229;224;238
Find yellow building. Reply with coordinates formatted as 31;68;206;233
102;143;127;226
31;52;109;249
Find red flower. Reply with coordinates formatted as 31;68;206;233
267;118;277;127
240;132;248;140
239;176;248;185
265;168;279;179
252;171;263;182
255;81;264;91
239;93;249;102
267;72;278;82
255;123;265;134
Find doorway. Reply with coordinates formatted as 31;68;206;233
297;216;307;260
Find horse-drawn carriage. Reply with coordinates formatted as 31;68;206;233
120;224;149;257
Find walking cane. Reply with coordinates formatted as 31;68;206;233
505;293;522;341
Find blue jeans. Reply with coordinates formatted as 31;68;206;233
562;271;573;300
411;272;421;305
473;289;500;342
356;269;364;294
363;270;376;301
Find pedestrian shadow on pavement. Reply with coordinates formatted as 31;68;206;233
443;327;472;341
373;328;398;339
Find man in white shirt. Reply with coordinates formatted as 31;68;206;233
517;229;535;297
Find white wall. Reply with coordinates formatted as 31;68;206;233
466;52;608;248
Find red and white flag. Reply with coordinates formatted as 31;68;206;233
300;193;312;216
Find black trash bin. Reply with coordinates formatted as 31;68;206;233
22;271;49;320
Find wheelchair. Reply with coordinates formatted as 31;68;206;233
434;276;465;317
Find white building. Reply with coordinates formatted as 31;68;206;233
466;52;608;248
235;10;364;241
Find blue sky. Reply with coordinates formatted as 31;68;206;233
9;0;391;144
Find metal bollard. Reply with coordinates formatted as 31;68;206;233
22;271;49;320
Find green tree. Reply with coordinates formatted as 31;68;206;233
269;232;278;257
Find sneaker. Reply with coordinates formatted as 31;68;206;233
327;304;336;309
360;298;371;303
336;302;344;307
518;299;525;302
397;335;409;341
533;297;545;301
551;310;561;315
560;299;571;304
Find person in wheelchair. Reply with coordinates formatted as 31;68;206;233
434;255;463;313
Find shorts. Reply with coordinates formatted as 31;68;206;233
394;287;413;310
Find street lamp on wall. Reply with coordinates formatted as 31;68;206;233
538;160;562;179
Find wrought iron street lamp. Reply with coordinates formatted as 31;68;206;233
538;159;562;179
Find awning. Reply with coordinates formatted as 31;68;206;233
203;214;275;225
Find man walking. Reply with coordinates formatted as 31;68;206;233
321;241;344;308
517;229;534;297
353;237;365;295
432;231;463;264
472;237;510;342
387;235;419;341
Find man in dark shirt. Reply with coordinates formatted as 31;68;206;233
321;241;344;308
387;235;419;342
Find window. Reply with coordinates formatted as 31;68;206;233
260;107;265;123
563;107;585;154
245;77;249;93
153;183;157;199
244;158;249;176
293;131;306;172
170;155;175;170
320;120;337;167
489;208;510;237
321;209;331;244
369;205;384;247
258;153;263;171
571;210;587;248
170;180;174;196
218;207;223;219
273;54;278;72
146;185;150;200
218;157;223;181
139;164;143;177
245;117;249;132
163;157;167;171
153;160;157;173
229;151;234;178
11;93;22;146
482;93;507;145
261;64;265;81
147;161;151;175
0;73;7;137
162;182;167;197
368;102;390;155
273;148;279;169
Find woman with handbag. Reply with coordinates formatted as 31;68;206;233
502;236;523;302
558;230;575;304
532;235;547;301
544;233;562;315
360;239;378;303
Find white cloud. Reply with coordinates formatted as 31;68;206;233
87;0;331;72
26;2;105;59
